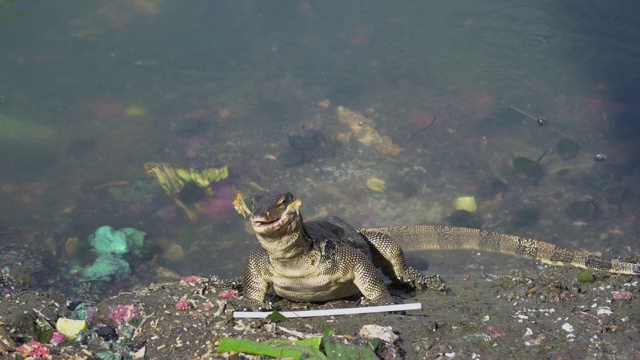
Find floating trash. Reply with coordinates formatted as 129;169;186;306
453;196;477;213
89;226;145;256
55;318;88;340
593;154;607;162
144;162;228;221
77;226;146;282
79;254;131;282
536;117;547;126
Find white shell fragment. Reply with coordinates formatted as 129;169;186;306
562;323;574;333
358;325;399;343
596;307;613;316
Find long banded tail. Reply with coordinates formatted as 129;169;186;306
359;225;640;275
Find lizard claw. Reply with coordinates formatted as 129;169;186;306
422;274;446;291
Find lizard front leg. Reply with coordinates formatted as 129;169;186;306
349;251;395;305
360;230;446;291
241;248;272;310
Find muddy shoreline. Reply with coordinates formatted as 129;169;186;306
1;263;638;359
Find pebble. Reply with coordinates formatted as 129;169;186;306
561;323;574;333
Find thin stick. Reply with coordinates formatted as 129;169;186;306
535;148;550;165
233;302;422;319
510;105;577;141
409;117;436;142
509;105;538;121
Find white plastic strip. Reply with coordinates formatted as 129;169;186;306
233;302;421;318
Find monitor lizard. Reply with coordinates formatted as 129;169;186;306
233;191;639;309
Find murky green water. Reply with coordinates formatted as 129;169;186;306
1;0;639;297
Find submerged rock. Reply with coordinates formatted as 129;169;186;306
564;200;594;221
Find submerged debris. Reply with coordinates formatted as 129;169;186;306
593;153;607;162
366;177;386;193
453;196;477;213
144;162;228;221
77;226;146;282
336;106;403;156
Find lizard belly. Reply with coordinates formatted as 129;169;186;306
271;275;359;302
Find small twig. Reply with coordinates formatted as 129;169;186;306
535;149;551;165
510;105;538;121
510;105;547;126
131;312;154;341
93;180;129;190
31;308;51;322
510;105;577;141
409;117;436;142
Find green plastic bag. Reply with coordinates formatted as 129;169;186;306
79;254;131;282
89;226;146;255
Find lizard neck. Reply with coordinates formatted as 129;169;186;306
256;221;313;261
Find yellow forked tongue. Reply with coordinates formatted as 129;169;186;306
288;199;302;213
233;193;252;218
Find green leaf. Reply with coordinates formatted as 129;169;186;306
322;336;379;360
367;337;381;351
217;337;326;359
265;310;287;322
577;269;594;283
34;315;54;343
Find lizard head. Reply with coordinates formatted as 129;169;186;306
249;191;303;238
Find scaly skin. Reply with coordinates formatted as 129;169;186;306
237;191;639;309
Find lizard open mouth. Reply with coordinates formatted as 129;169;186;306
250;198;302;235
251;211;291;233
252;217;284;228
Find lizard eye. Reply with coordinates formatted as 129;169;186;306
276;195;286;207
